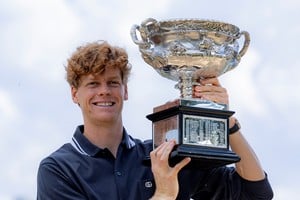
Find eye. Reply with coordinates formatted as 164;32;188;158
87;81;99;87
108;80;121;87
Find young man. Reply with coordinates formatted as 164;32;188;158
37;41;273;199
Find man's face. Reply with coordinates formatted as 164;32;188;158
71;67;128;126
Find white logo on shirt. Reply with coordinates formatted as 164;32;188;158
144;181;153;188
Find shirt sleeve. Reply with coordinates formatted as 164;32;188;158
238;173;274;200
37;158;86;200
190;167;273;200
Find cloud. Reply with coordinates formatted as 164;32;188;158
275;185;300;199
0;0;81;83
0;89;19;120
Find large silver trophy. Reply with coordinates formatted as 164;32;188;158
131;18;250;169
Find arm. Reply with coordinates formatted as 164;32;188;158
229;117;265;180
149;140;191;200
194;77;265;181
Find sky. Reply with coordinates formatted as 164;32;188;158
0;0;299;199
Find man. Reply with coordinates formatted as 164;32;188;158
37;41;273;199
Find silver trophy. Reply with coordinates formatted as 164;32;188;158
131;18;250;168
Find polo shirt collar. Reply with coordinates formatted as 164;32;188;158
71;125;136;157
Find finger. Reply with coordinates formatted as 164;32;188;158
194;84;225;93
151;140;175;160
200;77;221;86
193;86;227;99
173;157;191;173
201;93;229;104
150;142;166;158
192;90;229;105
160;140;176;160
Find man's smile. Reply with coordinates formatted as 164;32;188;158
92;101;115;107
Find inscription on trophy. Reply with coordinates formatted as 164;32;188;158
183;115;227;148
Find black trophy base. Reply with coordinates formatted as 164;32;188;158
145;100;241;169
169;145;240;169
142;146;240;170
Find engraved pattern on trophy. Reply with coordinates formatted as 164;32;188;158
131;18;250;103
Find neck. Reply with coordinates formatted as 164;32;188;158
83;120;123;157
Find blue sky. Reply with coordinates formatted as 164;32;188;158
0;0;299;199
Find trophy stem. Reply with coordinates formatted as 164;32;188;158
176;67;197;99
175;67;228;110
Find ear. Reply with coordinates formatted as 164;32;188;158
71;86;79;104
124;84;128;101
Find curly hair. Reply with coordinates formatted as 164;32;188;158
65;41;132;88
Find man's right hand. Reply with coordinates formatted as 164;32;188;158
149;140;191;200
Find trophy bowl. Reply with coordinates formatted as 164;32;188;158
131;18;250;100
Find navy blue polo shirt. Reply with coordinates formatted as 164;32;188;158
37;125;273;200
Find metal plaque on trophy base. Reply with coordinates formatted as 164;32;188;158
131;18;250;169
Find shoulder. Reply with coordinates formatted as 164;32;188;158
126;136;153;157
37;142;84;185
130;137;153;152
37;143;87;198
38;143;77;169
132;137;152;146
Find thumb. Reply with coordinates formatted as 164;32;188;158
173;157;191;173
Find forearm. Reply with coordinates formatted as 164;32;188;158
229;118;265;181
149;194;175;200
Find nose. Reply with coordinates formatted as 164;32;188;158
97;84;111;96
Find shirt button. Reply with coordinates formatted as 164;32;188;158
115;171;122;176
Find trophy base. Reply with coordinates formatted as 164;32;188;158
169;145;240;169
145;99;241;169
142;145;240;169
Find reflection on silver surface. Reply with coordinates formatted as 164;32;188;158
131;18;250;102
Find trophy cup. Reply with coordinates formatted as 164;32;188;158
131;18;250;169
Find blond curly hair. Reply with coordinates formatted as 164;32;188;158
65;41;131;88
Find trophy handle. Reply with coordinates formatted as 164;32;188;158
131;18;159;47
131;18;160;47
130;24;145;46
141;18;158;27
238;31;250;58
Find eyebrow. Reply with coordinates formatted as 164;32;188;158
86;74;122;81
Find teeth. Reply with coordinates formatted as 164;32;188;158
94;102;114;106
